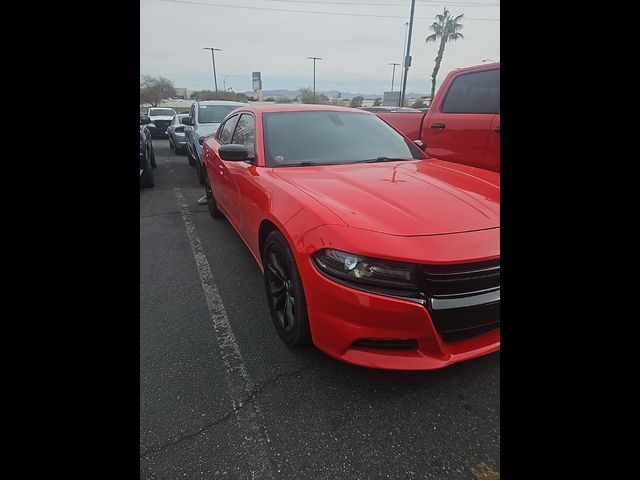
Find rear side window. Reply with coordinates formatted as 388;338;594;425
218;115;240;144
231;114;256;157
441;69;499;114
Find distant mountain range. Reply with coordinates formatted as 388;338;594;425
242;89;428;100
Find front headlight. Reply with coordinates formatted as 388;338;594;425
312;248;419;294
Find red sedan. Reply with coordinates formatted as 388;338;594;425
202;104;499;370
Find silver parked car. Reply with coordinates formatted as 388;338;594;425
166;114;190;156
184;100;245;184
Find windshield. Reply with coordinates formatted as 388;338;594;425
198;105;239;124
263;111;424;167
149;108;176;116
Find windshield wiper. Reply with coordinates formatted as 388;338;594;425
279;161;318;167
354;156;412;163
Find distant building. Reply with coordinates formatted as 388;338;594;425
171;88;196;100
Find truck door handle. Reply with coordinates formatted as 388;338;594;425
431;123;446;129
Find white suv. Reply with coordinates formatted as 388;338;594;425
184;101;245;184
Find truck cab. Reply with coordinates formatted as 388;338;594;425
376;63;500;172
425;63;500;171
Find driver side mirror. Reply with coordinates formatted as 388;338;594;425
140;115;152;125
182;117;193;126
219;144;252;161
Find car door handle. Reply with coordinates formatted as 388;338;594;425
431;123;446;129
495;126;500;133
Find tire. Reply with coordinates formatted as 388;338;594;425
196;158;205;185
204;172;224;219
263;231;311;347
187;147;196;166
169;136;174;150
150;145;157;169
140;156;155;189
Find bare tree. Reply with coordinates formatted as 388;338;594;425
140;75;176;107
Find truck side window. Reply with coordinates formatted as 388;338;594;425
441;69;500;114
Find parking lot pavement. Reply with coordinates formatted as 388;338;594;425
140;140;500;480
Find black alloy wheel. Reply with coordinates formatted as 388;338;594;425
264;231;311;346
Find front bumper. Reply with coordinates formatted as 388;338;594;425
304;264;499;370
147;125;169;138
294;225;500;370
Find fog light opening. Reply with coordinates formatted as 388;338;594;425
350;338;419;350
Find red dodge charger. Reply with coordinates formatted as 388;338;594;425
202;104;499;370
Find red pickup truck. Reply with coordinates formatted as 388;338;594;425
377;63;500;172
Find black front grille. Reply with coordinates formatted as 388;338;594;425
419;260;500;343
439;323;499;343
152;120;171;130
430;300;499;342
421;260;500;297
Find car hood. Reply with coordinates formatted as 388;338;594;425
196;123;220;137
273;159;500;236
148;115;174;121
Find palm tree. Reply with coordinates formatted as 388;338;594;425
426;8;465;101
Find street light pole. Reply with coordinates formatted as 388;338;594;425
389;63;400;91
203;47;222;93
307;56;322;103
400;1;416;108
399;22;409;106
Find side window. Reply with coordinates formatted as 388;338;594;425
441;69;500;114
231;114;256;157
218;115;240;145
190;105;195;122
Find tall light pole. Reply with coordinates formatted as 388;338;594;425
389;63;400;92
307;56;322;103
400;1;416;108
203;47;221;93
399;21;409;106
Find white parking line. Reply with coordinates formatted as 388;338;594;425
174;187;274;479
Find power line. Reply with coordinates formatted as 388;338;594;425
158;0;501;20
267;1;499;6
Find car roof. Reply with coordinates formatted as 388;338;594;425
236;104;373;114
453;61;500;73
197;100;246;106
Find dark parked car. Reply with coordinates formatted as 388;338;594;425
140;116;156;188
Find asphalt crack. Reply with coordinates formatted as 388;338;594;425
140;364;315;460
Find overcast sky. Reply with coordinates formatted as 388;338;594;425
140;0;499;95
